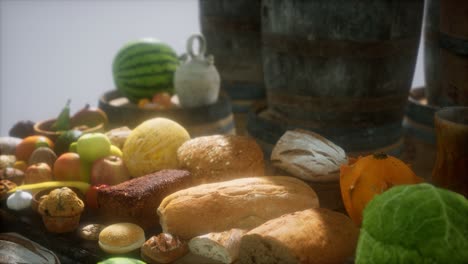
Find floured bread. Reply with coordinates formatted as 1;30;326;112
189;229;247;264
271;129;347;182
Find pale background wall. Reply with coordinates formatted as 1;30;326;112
0;0;424;136
0;0;200;135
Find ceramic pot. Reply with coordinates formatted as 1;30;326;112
175;34;220;108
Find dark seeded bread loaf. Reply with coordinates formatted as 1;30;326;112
97;169;193;229
238;208;359;264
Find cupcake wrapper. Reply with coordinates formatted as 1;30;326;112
42;214;81;233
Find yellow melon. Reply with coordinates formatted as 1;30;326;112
122;118;190;177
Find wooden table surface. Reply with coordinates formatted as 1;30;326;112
0;200;227;264
0;201;139;263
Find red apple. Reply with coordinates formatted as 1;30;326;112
24;163;52;184
85;184;108;210
90;155;130;186
53;152;83;181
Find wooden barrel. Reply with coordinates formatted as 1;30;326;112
98;90;235;137
259;0;424;153
439;0;468;106
401;87;438;180
231;101;249;136
247;101;404;159
199;0;265;135
423;0;441;105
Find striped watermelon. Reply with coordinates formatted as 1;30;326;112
112;38;179;102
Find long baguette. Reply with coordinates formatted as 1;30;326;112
157;176;319;240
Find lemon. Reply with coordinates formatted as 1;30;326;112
123;118;190;177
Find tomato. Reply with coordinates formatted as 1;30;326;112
85;184;108;210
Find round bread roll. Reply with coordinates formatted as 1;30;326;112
177;135;264;184
79;224;106;241
99;223;145;254
141;233;188;264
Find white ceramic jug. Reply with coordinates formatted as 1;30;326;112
174;34;220;108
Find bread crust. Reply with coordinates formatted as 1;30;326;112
97;169;193;229
158;176;319;240
271;129;347;182
177;135;265;184
239;208;359;264
189;228;247;264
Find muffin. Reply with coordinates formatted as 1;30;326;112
38;187;85;233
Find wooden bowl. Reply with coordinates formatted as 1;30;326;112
33;118;106;142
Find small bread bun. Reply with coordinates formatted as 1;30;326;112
141;233;188;264
99;223;145;254
79;224;106;241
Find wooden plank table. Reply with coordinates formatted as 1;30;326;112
0;200;142;263
1;200;226;264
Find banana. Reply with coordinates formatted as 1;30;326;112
8;181;90;195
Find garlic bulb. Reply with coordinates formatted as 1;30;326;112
7;190;32;211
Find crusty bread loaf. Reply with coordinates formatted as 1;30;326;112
271;129;348;182
238;208;359;264
189;229;247;264
177;135;265;184
158;176;319;240
97;169;193;229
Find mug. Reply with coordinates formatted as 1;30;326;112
432;106;468;197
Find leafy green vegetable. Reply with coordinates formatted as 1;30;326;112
51;99;71;131
356;183;468;264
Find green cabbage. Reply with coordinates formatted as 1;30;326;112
98;257;145;264
356;183;468;264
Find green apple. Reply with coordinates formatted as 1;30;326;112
69;142;78;153
76;133;111;162
79;160;92;183
110;145;123;157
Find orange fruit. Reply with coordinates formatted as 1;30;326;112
53;152;84;182
15;135;54;162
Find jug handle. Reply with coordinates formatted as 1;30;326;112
187;34;206;59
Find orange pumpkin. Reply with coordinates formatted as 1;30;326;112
339;152;424;226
